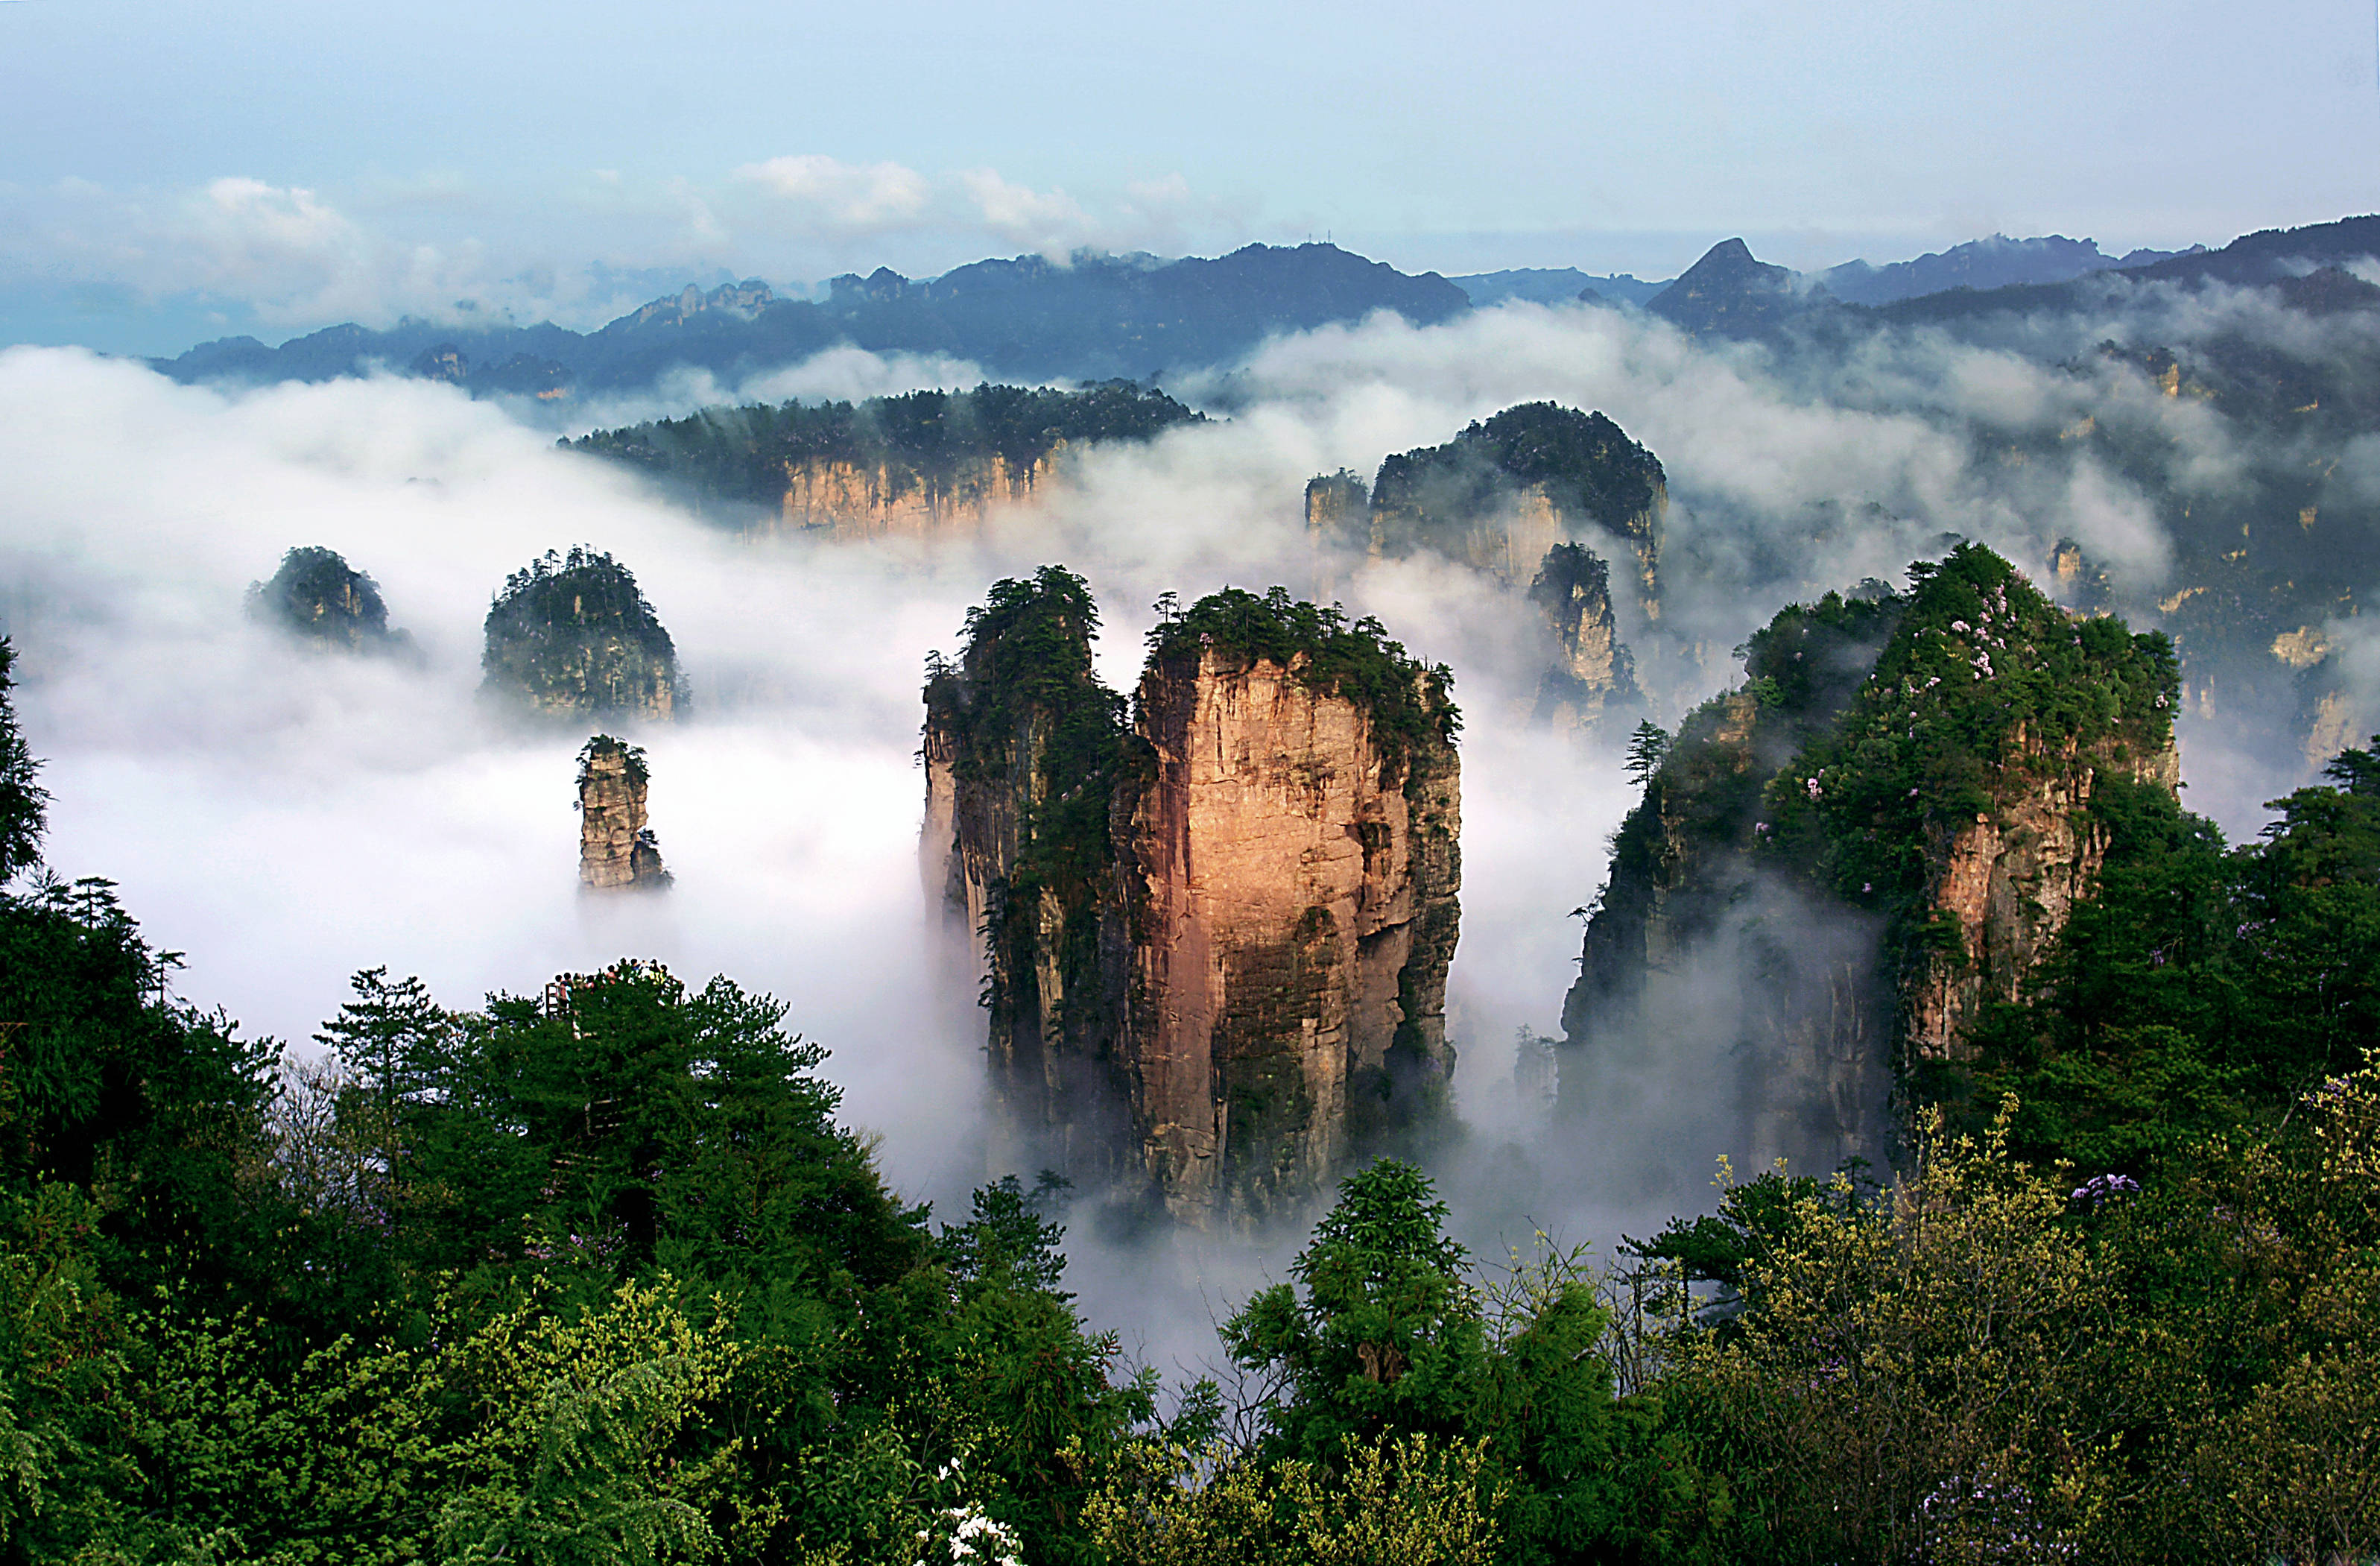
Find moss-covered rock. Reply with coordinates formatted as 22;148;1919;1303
481;548;680;721
247;546;403;650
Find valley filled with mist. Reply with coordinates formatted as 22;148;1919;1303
4;196;2379;1562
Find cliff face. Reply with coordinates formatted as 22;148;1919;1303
922;575;1460;1224
483;548;680;722
920;569;1133;1179
1117;641;1460;1222
1528;543;1642;734
572;382;1202;528
577;737;669;890
1900;729;2179;1061
1560;547;2180;1167
781;451;1056;540
1358;402;1666;616
248;546;399;650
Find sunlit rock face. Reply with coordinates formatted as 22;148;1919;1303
921;572;1460;1225
1558;546;2180;1172
1116;640;1460;1224
481;547;679;722
247;546;401;651
569;383;1202;534
1528;543;1642;736
576;736;669;891
1899;729;2177;1064
779;452;1057;540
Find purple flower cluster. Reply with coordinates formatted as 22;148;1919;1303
2069;1172;2139;1208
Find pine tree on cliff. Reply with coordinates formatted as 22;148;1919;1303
0;638;48;883
1560;544;2181;1164
247;546;406;649
922;564;1133;1158
481;546;681;720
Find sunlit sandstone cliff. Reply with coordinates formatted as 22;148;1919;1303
1117;636;1460;1222
922;572;1460;1224
780;451;1058;540
572;382;1201;534
577;736;669;891
1559;546;2180;1167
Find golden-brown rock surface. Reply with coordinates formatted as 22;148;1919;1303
578;738;669;891
1116;646;1460;1222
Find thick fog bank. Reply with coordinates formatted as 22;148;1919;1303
0;280;2353;1360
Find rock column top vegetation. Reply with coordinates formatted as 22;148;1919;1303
922;570;1460;1225
1560;544;2181;1167
1354;402;1668;614
481;546;680;721
1527;542;1642;735
2;572;2379;1559
569;381;1203;534
246;545;406;649
577;736;669;891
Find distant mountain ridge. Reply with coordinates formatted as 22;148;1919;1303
152;243;1469;395
1816;233;2193;305
1632;217;2379;339
1450;268;1667;307
146;220;2374;395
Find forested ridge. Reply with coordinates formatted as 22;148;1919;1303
1;612;2376;1562
571;382;1201;517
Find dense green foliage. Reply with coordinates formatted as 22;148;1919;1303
1141;585;1458;797
1765;544;2177;912
482;547;682;719
572;383;1202;517
1955;736;2380;1172
579;733;651;789
0;642;42;884
1371;403;1665;547
7;548;2379;1560
246;546;399;648
924;566;1130;1061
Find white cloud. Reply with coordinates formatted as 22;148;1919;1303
956;168;1095;251
734;154;934;231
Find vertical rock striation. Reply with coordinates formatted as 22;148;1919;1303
1558;546;2180;1169
570;383;1203;534
922;575;1460;1224
920;568;1133;1178
781;452;1055;540
577;736;670;890
1528;543;1643;734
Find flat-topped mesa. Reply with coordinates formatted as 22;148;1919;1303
482;547;680;722
247;546;405;650
577;736;669;890
920;575;1462;1225
1528;543;1643;735
571;382;1204;539
1361;402;1666;616
1118;590;1461;1222
1557;546;2179;1169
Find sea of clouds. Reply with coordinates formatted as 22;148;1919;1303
0;288;2356;1374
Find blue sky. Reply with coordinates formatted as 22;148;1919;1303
6;0;2379;353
